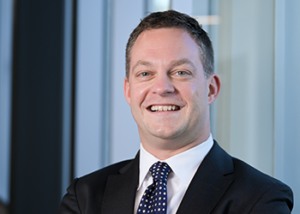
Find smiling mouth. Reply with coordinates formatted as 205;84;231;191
148;105;180;112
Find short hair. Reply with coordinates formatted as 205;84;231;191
125;10;214;79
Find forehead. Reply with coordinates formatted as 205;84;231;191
132;28;196;51
130;28;200;67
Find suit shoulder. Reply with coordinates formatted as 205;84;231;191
59;159;136;213
75;159;133;190
225;157;293;211
232;157;290;191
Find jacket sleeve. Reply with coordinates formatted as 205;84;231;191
57;179;82;214
250;182;293;214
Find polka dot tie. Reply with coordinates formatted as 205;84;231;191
137;161;171;214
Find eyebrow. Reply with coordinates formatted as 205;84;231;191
132;60;153;72
169;58;196;70
131;58;196;72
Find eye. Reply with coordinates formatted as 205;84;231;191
176;71;187;76
140;72;150;77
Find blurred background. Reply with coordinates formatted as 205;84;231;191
0;0;299;213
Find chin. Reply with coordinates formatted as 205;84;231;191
148;127;184;140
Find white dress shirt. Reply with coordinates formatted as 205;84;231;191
134;134;214;214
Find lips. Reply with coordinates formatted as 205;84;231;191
148;105;180;112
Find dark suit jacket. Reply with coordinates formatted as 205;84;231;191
57;142;293;214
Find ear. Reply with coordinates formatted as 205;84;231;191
123;77;131;105
207;74;221;105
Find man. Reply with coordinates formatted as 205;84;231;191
58;10;293;214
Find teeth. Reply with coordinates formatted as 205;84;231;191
151;106;157;111
150;105;179;112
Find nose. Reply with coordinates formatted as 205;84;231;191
151;73;175;95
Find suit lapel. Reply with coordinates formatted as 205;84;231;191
176;142;234;214
101;153;139;214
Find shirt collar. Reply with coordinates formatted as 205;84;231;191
138;134;214;189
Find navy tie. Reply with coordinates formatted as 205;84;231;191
137;161;171;214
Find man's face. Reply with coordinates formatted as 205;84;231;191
124;28;219;151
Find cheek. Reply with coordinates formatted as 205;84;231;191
189;82;208;107
130;83;150;107
186;82;202;99
189;82;198;95
137;85;149;98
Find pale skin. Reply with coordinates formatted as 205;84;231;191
124;28;221;160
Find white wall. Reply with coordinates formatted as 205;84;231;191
215;0;299;211
216;0;275;176
110;0;144;164
74;0;105;177
274;1;300;213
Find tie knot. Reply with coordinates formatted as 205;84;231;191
149;161;171;183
